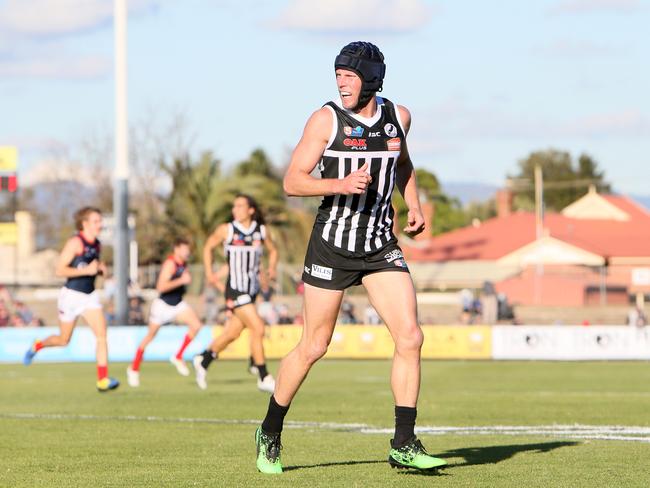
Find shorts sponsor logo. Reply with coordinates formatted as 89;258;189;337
311;264;333;281
386;137;401;151
384;123;397;137
394;259;407;268
344;125;364;137
384;249;404;263
304;266;311;275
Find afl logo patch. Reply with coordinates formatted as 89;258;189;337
384;123;397;137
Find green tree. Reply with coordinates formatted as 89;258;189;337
512;149;611;211
163;151;230;261
392;168;467;236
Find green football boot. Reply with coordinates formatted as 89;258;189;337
388;437;447;471
255;427;283;474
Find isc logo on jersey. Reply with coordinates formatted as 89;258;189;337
343;138;367;150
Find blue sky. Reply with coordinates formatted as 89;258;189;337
1;0;649;195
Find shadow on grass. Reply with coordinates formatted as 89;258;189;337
439;441;580;468
285;441;579;475
283;460;384;472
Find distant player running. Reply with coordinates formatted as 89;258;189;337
127;237;203;387
194;194;277;393
23;207;119;392
254;42;447;473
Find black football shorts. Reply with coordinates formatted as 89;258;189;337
302;231;409;291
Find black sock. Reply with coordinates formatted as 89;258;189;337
249;356;255;367
393;406;417;447
257;363;269;380
200;349;217;369
261;395;290;434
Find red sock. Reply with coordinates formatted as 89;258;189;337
97;365;108;381
34;340;44;352
175;334;193;360
132;348;145;371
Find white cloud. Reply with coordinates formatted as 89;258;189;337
535;39;618;57
0;53;110;79
414;100;650;142
549;0;643;14
273;0;432;33
0;0;160;39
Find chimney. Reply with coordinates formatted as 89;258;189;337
496;188;513;219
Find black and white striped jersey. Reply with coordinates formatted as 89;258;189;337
315;97;406;254
224;220;266;295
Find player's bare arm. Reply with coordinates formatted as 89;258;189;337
156;259;191;294
263;232;279;282
55;237;97;278
395;105;425;237
283;108;372;197
203;224;228;286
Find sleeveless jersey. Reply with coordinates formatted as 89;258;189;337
159;256;187;306
65;233;101;294
315;97;406;254
224;220;266;295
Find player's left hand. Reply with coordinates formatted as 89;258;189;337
404;208;425;237
267;268;277;282
97;262;108;276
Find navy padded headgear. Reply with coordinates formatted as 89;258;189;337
335;41;386;108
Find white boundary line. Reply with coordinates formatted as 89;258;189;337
3;413;650;443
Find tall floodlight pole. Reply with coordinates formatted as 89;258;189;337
114;0;129;325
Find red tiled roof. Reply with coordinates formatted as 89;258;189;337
403;195;650;262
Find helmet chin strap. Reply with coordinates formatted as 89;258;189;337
351;85;381;112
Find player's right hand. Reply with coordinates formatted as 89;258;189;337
85;260;100;276
338;162;371;195
179;270;192;285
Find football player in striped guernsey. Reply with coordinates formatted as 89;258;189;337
126;237;204;387
23;207;119;392
196;194;278;393
254;42;447;474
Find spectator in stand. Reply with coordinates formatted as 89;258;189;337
628;306;648;327
14;301;34;325
277;304;293;325
481;281;498;325
11;313;26;327
340;300;358;324
364;304;381;325
128;296;146;325
0;302;10;327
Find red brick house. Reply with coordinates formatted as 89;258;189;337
401;188;650;306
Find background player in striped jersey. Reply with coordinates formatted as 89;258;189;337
23;207;119;392
254;42;447;473
126;237;203;387
195;194;278;393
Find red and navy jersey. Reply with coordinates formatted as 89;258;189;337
315;97;406;255
65;233;101;294
225;220;265;296
159;256;187;306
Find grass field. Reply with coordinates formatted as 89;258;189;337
2;359;650;487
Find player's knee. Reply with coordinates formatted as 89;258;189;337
60;335;72;346
395;326;423;353
301;340;329;364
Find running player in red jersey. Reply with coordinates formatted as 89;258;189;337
194;194;278;393
23;207;119;392
254;42;447;473
126;237;203;387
